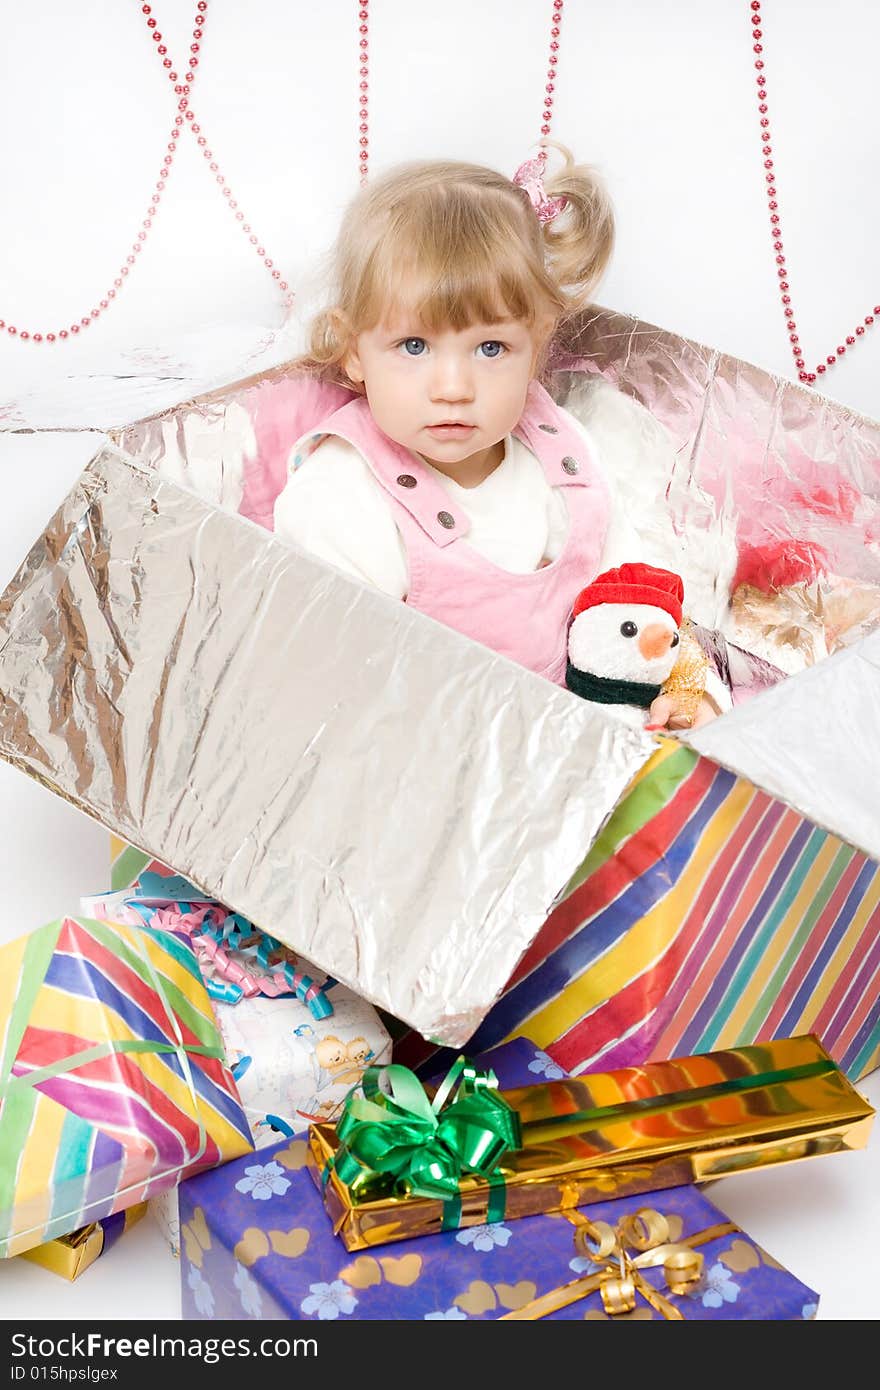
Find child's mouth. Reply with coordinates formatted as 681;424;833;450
426;423;477;439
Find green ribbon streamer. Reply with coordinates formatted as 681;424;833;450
325;1056;521;1229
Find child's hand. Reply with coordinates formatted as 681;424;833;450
646;693;719;732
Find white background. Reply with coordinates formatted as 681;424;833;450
2;0;878;415
1;0;879;1322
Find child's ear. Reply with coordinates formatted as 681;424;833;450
344;342;365;385
332;310;364;385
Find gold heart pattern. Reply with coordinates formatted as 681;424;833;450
377;1254;422;1286
336;1260;532;1311
273;1140;311;1171
495;1281;537;1310
181;1207;212;1268
339;1256;383;1289
233;1226;270;1267
720;1238;761;1273
268;1226;311;1259
454;1280;498;1315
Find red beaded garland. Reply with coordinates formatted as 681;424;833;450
359;0;564;190
3;0;290;345
540;1;565;139
10;0;569;343
749;3;875;386
359;2;370;184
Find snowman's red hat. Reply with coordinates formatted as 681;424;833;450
572;563;684;626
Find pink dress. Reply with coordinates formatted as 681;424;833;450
308;380;611;685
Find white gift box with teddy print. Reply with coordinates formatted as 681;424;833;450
151;982;392;1257
216;985;392;1135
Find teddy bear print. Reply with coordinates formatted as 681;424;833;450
297;1033;378;1122
311;1034;376;1089
311;1034;351;1090
344;1036;375;1076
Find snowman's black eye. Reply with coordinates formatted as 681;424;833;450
620;621;638;638
671;632;680;647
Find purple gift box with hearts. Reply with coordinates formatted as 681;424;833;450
178;1037;819;1321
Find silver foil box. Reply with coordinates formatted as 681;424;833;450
0;443;654;1045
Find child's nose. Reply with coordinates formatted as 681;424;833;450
638;623;675;661
430;356;475;402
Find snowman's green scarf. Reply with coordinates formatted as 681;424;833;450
565;661;661;709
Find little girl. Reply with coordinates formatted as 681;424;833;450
273;146;727;727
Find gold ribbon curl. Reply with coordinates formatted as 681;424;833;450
501;1207;738;1320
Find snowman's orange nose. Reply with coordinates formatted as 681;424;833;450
638;622;675;661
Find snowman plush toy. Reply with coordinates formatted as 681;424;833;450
566;562;706;729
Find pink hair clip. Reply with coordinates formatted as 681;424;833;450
512;154;567;225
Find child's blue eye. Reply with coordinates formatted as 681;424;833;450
400;337;427;356
478;341;504;358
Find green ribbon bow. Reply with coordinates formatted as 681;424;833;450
325;1056;522;1231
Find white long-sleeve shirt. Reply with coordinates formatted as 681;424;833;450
273;396;731;711
275;409;642;591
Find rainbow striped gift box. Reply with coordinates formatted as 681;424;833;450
395;739;880;1084
0;915;254;1259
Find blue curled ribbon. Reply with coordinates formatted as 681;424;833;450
124;899;334;1020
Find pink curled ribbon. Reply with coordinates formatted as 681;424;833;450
123;901;334;1019
512;154;567;225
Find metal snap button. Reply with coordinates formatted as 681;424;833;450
437;510;456;529
561;456;579;474
396;473;417;488
538;423;559;433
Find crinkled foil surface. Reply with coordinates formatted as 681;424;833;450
554;309;880;656
686;630;880;859
554;309;880;861
0;446;653;1045
1;305;879;1033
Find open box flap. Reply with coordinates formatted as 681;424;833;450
0;446;654;1047
687;629;880;860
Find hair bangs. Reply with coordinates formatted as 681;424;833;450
352;191;559;333
300;150;610;382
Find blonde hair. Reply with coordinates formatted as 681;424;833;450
298;143;614;385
